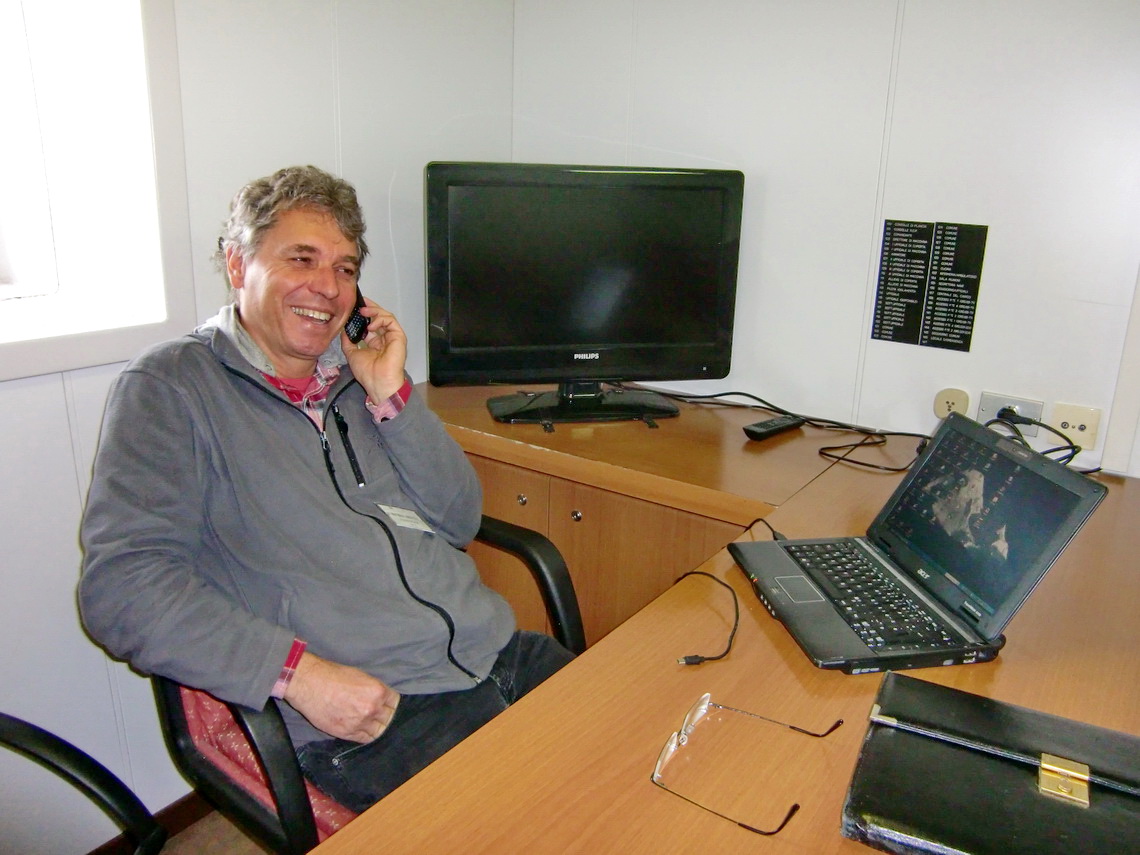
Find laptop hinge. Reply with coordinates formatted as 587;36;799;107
1038;753;1091;808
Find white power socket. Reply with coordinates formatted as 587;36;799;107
1050;403;1102;450
933;388;969;419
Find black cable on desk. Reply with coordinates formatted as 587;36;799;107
630;385;931;472
674;571;740;666
746;517;786;541
818;432;929;473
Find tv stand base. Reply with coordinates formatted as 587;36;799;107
487;384;679;426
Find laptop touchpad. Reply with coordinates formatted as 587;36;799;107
775;575;825;603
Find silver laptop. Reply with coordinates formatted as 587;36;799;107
728;412;1106;674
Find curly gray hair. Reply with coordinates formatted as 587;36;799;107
216;165;369;295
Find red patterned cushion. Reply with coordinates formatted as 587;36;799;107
180;686;357;840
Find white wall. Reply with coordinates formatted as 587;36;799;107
0;368;124;854
512;0;1140;471
0;2;516;851
2;1;1138;851
518;0;902;422
861;1;1140;460
176;0;518;366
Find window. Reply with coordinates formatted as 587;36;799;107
0;2;56;303
0;0;193;381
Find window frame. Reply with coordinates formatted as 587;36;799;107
0;0;194;383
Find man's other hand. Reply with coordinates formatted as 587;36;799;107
284;651;401;743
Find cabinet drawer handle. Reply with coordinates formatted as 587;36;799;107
517;494;528;506
570;510;583;522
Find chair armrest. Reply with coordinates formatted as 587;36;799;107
225;700;319;854
0;712;167;855
152;677;318;855
476;514;587;655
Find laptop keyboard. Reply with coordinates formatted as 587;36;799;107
784;541;959;651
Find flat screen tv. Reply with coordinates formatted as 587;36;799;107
425;161;744;424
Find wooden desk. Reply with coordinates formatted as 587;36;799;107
315;447;1138;854
421;383;852;523
422;383;872;643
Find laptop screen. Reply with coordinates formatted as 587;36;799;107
870;413;1105;638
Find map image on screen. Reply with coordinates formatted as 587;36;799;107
882;432;1082;614
927;468;1011;561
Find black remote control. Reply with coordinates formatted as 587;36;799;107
743;414;806;441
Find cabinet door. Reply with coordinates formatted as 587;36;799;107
548;480;742;644
467;455;553;635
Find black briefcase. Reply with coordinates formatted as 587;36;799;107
841;672;1140;854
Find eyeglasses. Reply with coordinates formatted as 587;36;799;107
651;692;843;836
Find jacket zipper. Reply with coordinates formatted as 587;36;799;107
332;404;367;487
224;364;479;683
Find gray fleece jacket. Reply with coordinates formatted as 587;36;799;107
79;311;515;746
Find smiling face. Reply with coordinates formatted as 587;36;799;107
227;207;361;378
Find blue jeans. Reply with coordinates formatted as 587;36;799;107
297;631;574;812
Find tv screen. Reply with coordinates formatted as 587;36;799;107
425;162;744;424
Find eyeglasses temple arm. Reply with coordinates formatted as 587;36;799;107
712;703;844;739
739;801;800;836
651;777;801;836
790;718;844;738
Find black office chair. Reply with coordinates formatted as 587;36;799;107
154;515;584;855
0;712;167;855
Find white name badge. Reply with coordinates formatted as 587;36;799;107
376;504;433;533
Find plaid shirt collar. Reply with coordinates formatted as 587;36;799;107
262;361;341;427
206;304;347;375
206;304;345;426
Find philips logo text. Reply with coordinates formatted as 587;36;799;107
574;352;600;360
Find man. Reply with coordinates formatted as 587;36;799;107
79;165;573;811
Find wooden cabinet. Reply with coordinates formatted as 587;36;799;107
421;383;843;646
468;454;741;645
467;456;553;637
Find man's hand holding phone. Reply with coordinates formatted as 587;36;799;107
341;289;408;402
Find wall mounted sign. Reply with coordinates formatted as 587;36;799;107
871;220;988;352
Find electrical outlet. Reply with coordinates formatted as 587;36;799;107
977;392;1043;436
1050;403;1101;450
933;388;969;419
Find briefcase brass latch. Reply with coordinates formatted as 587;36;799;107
1038;753;1090;808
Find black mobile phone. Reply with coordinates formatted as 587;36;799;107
345;287;368;343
